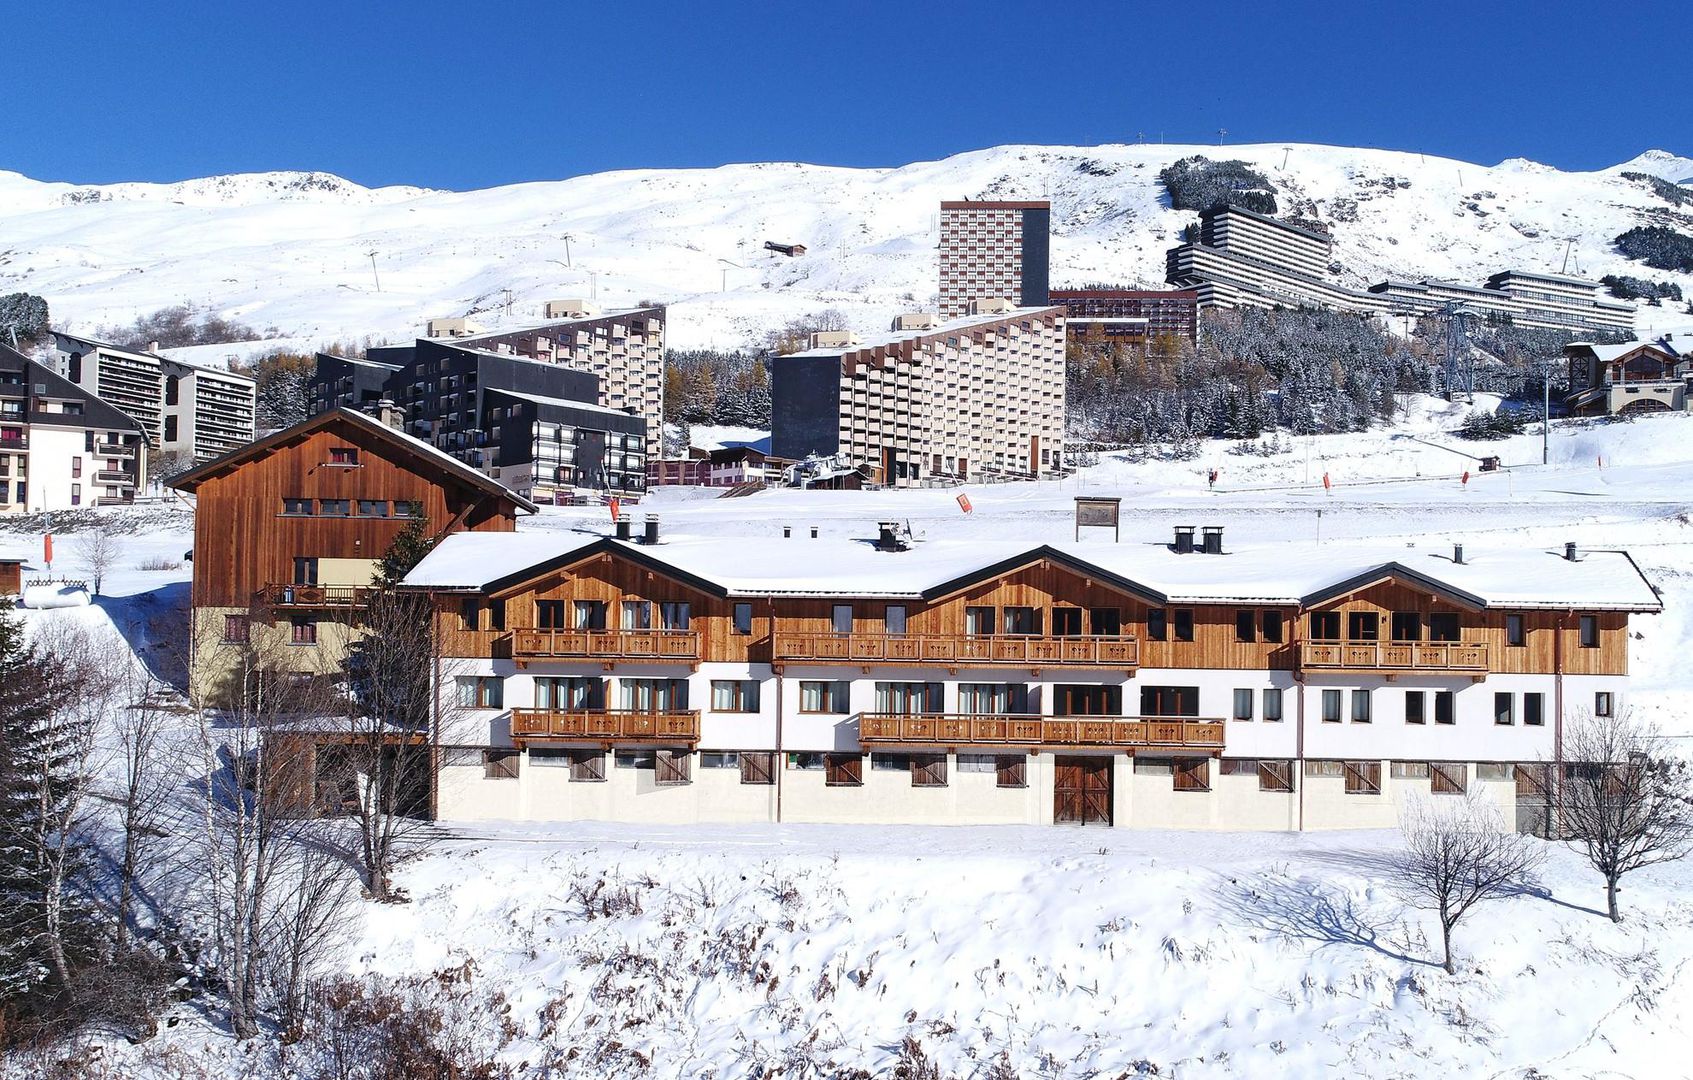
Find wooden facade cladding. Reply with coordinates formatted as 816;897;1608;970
424;551;1636;678
176;413;522;611
858;713;1224;751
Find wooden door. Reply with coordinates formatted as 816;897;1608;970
1515;764;1552;837
1054;756;1113;825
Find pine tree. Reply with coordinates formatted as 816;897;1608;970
373;508;435;589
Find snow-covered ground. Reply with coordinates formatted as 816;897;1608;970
5;402;1693;1076
3;143;1690;355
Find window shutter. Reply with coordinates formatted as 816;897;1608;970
826;753;863;786
1258;760;1293;792
1343;760;1381;794
1430;762;1467;795
656;749;691;785
570;750;605;781
995;755;1027;788
740;751;775;785
911;754;947;787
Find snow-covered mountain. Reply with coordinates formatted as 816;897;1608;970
2;142;1690;353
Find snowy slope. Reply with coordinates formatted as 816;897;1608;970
2;143;1690;353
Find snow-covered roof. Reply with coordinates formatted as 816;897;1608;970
484;387;640;418
454;308;660;344
401;531;1662;611
778;307;1062;359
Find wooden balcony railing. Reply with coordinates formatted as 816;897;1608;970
1300;640;1490;672
508;628;701;662
774;633;1138;668
258;583;376;608
509;707;700;742
857;712;1224;750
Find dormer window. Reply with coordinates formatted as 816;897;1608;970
328;447;360;467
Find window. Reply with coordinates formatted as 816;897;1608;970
535;676;604;710
1052;607;1082;637
884;605;908;635
1304;760;1344;778
1262;688;1284;722
1430;762;1467;795
1139;685;1198;717
292;557;319;586
328;447;360;466
70;483;81;507
1261;610;1283;643
957;754;997;774
1173;609;1194;642
357;499;389;518
1235;610;1256;643
1002;606;1040;635
615;750;656;769
528;747;573;768
739;751;775;785
1391;612;1421;642
1348;612;1379;641
831;604;853;634
1579;615;1599;648
876;682;942;714
1524;692;1545;727
1434;691;1455;726
222;614;249;643
1391;760;1430;779
655;750;691;785
788;752;825;771
958;683;1028;714
456;676;504;709
290;617;317;646
71;456;82;479
1173;758;1210;792
733;603;753;634
483;749;519;779
699;751;739;769
536;599;565;629
281;498;314;516
1494;692;1514;726
1089;608;1122;636
870;752;909;772
621;600;651;630
965;606;996;635
1476;762;1515;782
824;753;863;786
1133;757;1172;776
573;601;607;630
1147;609;1168;641
910;754;947;788
318;499;350;516
1595;691;1613;718
1343;760;1382;795
620;679;687;711
1506;614;1525;647
459;599;481;630
1309;611;1341;641
489;599;506;631
1351;690;1372;723
1322;689;1343;723
1428;613;1460;642
659;602;690;630
799;680;849;713
995;755;1027;788
1405;690;1426;725
1232;689;1254;721
711;680;760;713
393;501;420;519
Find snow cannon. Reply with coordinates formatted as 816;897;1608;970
21;583;92;609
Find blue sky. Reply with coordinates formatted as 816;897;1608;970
8;0;1684;190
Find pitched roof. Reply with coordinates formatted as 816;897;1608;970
166;407;539;512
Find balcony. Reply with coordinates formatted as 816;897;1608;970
509;707;700;743
858;713;1224;750
258;583;376;609
95;470;135;485
1299;640;1489;675
773;633;1138;670
94;442;135;457
508;628;701;665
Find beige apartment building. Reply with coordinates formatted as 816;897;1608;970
938;201;1051;319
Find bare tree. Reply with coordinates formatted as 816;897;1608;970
107;659;177;952
75;518;124;597
1558;709;1693;923
1395;790;1543;974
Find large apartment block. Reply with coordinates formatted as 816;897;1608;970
771;304;1067;485
1049;289;1200;345
393;526;1658;831
311;338;648;502
938;201;1051;319
1;344;149;513
448;302;666;457
52;333;257;466
1166;204;1637;334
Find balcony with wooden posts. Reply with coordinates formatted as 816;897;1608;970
258;583;377;609
1299;639;1490;677
507;628;701;667
508;707;700;744
773;633;1138;672
857;712;1224;751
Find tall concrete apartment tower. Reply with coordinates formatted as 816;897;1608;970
938;201;1051;318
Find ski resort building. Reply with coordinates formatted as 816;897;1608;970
168;407;534;701
938;201;1051;319
1563;337;1688;416
770;305;1067;486
51;333;257;467
0;344;150;513
1049;289;1200;345
401;525;1660;832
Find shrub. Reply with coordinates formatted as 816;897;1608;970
1456;410;1527;441
1615;226;1693;274
1621;171;1693;208
1159;156;1278;215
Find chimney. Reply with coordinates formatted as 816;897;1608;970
1173;525;1195;554
1565;541;1579;561
876;521;913;552
373;399;405;430
1202;526;1224;555
642;515;660;545
783;526;792;539
1453;543;1465;565
810;526;819;539
147;341;161;355
615;518;632;541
